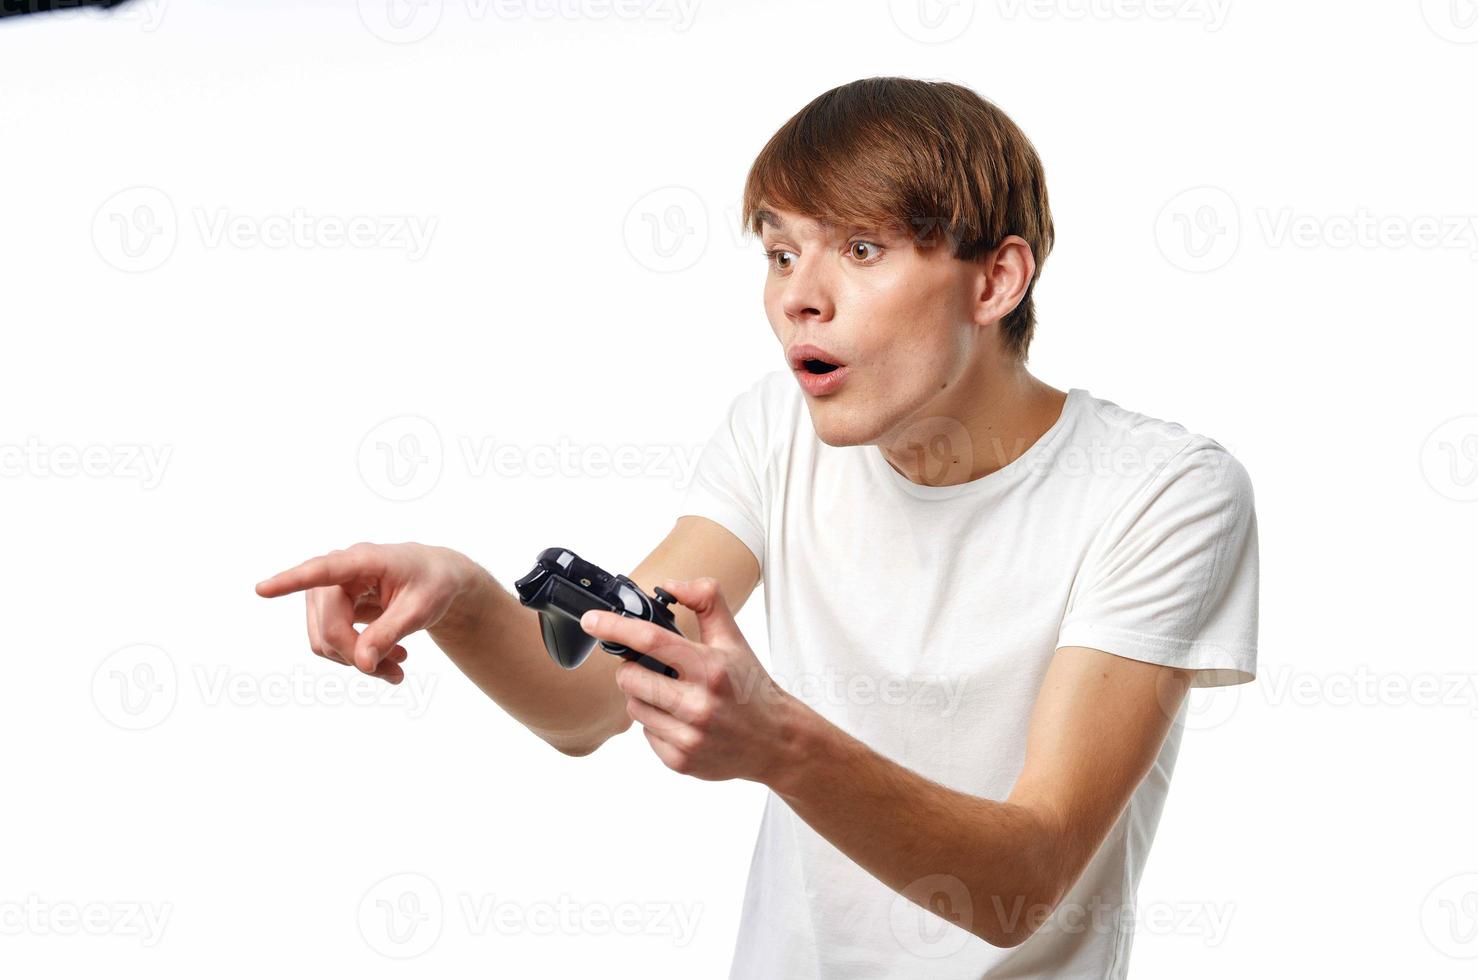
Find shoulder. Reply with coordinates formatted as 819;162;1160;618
1068;389;1254;508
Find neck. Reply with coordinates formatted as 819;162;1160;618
876;358;1067;487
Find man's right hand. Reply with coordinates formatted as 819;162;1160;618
252;519;760;756
254;542;476;685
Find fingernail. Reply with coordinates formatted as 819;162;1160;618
580;611;596;629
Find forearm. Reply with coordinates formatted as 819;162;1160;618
426;560;629;753
767;700;1070;948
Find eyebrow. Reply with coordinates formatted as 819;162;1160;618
755;210;887;242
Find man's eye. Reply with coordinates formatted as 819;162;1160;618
765;248;795;272
850;241;883;262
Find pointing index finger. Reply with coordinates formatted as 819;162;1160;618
255;550;364;598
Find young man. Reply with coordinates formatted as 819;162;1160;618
257;77;1258;978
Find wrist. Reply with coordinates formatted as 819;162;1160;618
429;553;498;640
760;692;837;800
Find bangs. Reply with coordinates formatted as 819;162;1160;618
743;139;943;249
740;79;1013;257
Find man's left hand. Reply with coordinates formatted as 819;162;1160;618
579;577;798;783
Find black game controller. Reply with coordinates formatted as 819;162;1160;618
513;547;682;679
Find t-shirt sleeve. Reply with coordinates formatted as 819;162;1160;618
676;376;773;577
1055;440;1259;688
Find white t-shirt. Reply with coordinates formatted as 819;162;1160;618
678;369;1259;979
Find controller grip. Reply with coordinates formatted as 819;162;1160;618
602;643;679;679
538;611;598;670
536;610;679;678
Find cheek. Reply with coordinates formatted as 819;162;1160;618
870;276;970;365
874;344;952;398
764;293;786;342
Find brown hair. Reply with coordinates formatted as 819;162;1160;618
743;76;1055;362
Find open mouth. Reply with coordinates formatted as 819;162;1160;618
801;358;841;375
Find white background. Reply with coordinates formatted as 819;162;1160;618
3;1;1476;976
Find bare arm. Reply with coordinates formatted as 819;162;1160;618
765;646;1193;947
424;517;760;754
255;516;760;757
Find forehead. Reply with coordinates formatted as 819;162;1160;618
756;206;883;237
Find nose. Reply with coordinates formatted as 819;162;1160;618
780;256;835;327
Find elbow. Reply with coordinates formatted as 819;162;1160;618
975;883;1065;949
977;802;1077;948
548;738;601;758
989;910;1048;950
539;714;633;758
975;826;1075;947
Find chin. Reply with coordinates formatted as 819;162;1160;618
804;403;882;448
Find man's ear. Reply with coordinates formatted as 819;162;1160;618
975;235;1036;328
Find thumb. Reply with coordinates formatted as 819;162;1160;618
660;577;745;649
353;597;425;671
